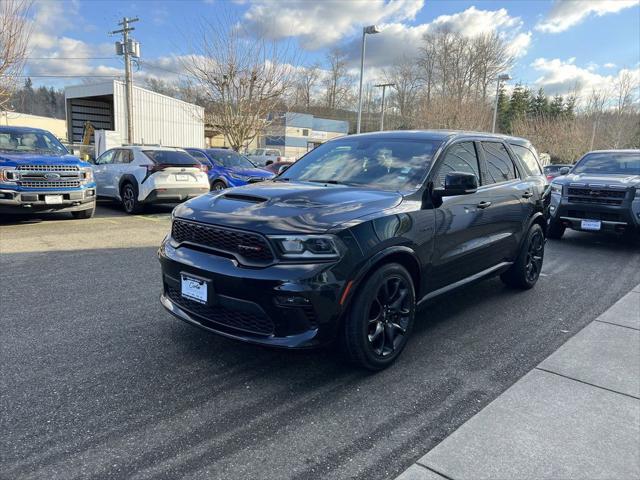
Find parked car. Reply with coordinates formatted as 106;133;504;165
158;130;548;370
502;136;546;180
263;160;294;175
185;148;274;190
246;148;289;166
93;146;209;214
548;149;640;239
0;126;96;219
543;164;569;181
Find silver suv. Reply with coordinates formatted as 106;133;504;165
93;146;209;214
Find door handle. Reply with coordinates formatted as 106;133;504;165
522;191;534;198
477;201;492;209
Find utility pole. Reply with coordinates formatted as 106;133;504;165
111;17;140;144
492;73;511;133
356;25;381;134
374;83;394;131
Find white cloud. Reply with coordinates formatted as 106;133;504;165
536;0;639;33
603;62;617;69
243;0;424;49
530;57;640;101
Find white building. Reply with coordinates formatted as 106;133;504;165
64;80;204;148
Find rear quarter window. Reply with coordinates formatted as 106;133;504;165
143;150;198;165
510;143;542;175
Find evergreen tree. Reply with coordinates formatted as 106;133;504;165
563;95;576;118
496;84;510;133
549;95;564;118
531;88;549;117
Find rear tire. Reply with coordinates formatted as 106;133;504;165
343;263;416;371
71;205;95;219
547;219;565;239
121;182;142;214
501;224;545;290
211;180;226;191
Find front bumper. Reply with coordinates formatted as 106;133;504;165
158;239;349;348
0;186;96;213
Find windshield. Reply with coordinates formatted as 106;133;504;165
143;150;198;165
280;137;441;191
573;152;640;175
0;129;68;155
207;150;255;168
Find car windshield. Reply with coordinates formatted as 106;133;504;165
0;129;68;155
573;152;640;175
279;137;441;191
208;150;255;168
143;149;198;165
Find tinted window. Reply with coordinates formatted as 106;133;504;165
281;138;440;191
207;150;255;168
434;142;480;187
510;144;542;175
481;142;517;184
544;165;562;173
96;149;116;165
188;150;212;166
143;150;198;165
573;152;640;175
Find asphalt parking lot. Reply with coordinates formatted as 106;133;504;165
1;203;639;480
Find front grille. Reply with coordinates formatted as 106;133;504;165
172;219;274;264
16;165;79;172
567;210;623;222
166;285;274;335
568;187;627;206
19;180;81;188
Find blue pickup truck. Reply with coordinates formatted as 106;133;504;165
0;126;96;219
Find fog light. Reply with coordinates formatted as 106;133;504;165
86;189;95;197
275;295;310;306
549;205;555;212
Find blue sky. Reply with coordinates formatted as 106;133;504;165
24;0;640;100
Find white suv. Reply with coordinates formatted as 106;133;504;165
93;146;209;214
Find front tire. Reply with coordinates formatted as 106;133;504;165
121;182;142;214
501;224;545;289
343;263;416;371
211;180;226;191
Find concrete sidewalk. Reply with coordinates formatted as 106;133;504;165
397;284;640;480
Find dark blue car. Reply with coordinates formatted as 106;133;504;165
185;148;274;191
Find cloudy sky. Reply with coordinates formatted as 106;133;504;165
23;0;640;100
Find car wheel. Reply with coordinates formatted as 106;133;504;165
501;224;545;289
121;182;142;214
547;219;565;239
343;263;416;371
71;205;95;219
211;180;226;191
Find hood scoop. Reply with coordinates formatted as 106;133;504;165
222;193;268;203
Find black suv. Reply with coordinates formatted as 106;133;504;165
547;150;640;239
158;131;548;370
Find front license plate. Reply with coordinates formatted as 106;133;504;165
581;219;601;231
176;174;189;181
181;274;208;304
44;195;63;205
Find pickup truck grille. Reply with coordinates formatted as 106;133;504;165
16;165;80;172
172;219;275;264
567;187;627;206
19;180;81;188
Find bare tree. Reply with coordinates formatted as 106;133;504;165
293;63;320;110
322;48;354;110
383;56;422;127
0;0;32;111
182;20;298;151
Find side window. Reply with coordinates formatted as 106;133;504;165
510;144;542;175
96;149;115;165
434;142;480;187
117;149;133;164
189;150;208;163
481;142;518;184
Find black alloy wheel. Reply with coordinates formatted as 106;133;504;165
121;183;142;214
501;223;545;289
525;229;544;283
343;263;416;370
212;180;226;191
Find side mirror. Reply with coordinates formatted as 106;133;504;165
434;172;478;197
278;165;290;174
559;167;570;175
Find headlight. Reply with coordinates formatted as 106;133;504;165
229;172;248;181
269;234;344;260
0;168;19;183
550;183;562;194
81;167;94;183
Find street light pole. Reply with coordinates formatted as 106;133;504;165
112;17;140;144
356;25;380;134
374;82;395;131
492;73;511;133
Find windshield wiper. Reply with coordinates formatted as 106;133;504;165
306;179;354;185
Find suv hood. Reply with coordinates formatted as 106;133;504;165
173;181;403;234
0;152;87;167
555;172;640;187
